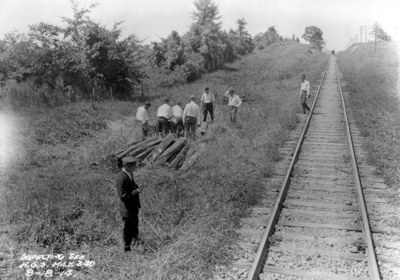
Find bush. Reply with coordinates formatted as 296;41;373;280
0;78;84;109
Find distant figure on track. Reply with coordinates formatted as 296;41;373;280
116;157;143;252
135;101;151;137
224;88;242;123
183;95;201;141
157;98;173;135
300;74;311;114
200;87;215;123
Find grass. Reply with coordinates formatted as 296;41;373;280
337;42;400;194
0;41;327;279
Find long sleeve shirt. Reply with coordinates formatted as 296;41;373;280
182;101;201;125
135;106;149;124
157;104;172;119
201;92;215;103
224;91;242;107
172;105;183;118
300;80;310;97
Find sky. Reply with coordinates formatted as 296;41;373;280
0;0;399;51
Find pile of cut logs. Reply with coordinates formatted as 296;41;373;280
115;134;191;169
113;121;210;170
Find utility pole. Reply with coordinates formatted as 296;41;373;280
356;35;357;43
365;25;367;42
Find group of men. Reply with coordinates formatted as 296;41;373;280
118;75;312;252
135;86;243;141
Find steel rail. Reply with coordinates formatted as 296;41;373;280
246;56;331;280
334;56;381;280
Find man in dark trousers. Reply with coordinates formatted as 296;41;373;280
116;157;142;252
299;74;311;114
200;87;215;123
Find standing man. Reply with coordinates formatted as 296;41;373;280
157;98;173;135
224;88;242;123
200;87;215;123
300;74;311;114
116;157;143;252
182;95;201;141
136;101;151;137
171;101;184;133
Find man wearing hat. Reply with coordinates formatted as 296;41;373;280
116;157;142;252
224;88;242;123
200;87;215;123
299;74;311;114
182;95;201;141
136;101;151;137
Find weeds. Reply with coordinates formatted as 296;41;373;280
338;42;400;189
1;41;327;279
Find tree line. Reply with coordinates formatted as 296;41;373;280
0;0;322;109
370;22;392;42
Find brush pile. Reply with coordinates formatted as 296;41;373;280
114;134;197;170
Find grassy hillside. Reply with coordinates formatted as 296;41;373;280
337;42;400;193
1;41;327;279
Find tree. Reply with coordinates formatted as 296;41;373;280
186;0;224;71
380;32;391;41
370;22;391;42
149;30;184;71
233;18;254;55
191;0;221;26
0;0;145;101
253;26;281;50
0;32;36;82
302;25;324;50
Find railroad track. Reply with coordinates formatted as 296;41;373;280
220;55;400;280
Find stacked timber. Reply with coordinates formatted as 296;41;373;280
155;138;187;164
144;134;176;165
168;144;189;169
180;143;206;171
116;136;162;159
114;129;207;170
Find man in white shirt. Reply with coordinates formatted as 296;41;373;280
300;74;311;114
224;88;242;123
135;101;151;137
182;95;201;141
171;102;184;133
157;98;173;135
200;87;215;123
